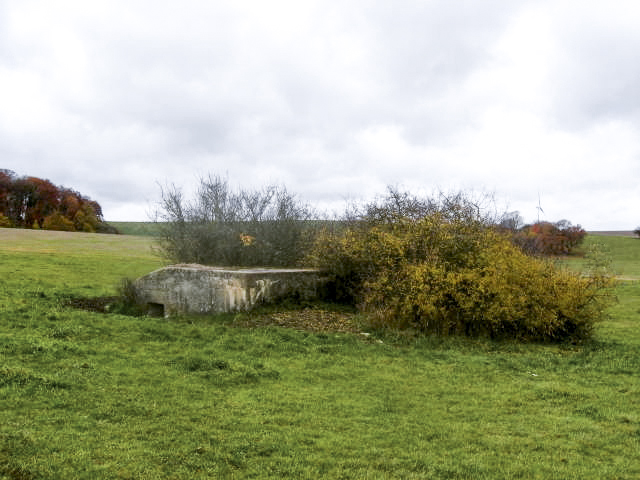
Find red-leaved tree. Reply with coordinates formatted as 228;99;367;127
0;171;114;233
512;220;586;256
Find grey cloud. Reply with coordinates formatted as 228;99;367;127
356;1;532;140
74;1;529;153
1;1;639;229
548;5;640;129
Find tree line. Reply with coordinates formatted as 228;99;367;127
0;170;117;233
497;211;587;256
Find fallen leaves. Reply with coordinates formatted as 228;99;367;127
230;307;364;334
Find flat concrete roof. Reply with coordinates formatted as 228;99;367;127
169;264;321;274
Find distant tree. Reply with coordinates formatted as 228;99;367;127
512;220;586;256
634;227;640;238
497;211;524;232
43;211;75;231
0;171;115;233
59;189;81;219
5;176;36;227
25;176;60;228
0;170;14;197
0;170;15;225
72;202;100;232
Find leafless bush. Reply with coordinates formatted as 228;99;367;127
154;175;316;267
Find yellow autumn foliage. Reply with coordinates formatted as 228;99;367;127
311;211;614;342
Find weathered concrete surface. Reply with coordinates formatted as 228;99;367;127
134;264;326;316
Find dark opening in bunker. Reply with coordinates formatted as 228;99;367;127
147;302;165;317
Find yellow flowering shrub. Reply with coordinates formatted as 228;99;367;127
311;210;614;342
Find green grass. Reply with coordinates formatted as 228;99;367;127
108;221;164;237
1;229;639;478
565;233;640;279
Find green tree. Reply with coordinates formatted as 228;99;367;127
43;212;75;231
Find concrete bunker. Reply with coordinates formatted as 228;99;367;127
133;264;326;317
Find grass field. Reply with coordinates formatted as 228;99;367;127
1;229;639;478
108;222;164;237
568;233;640;279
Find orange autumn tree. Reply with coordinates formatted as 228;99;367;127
25;176;60;228
0;170;117;233
0;170;12;227
512;220;586;256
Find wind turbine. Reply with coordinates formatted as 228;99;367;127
536;193;544;223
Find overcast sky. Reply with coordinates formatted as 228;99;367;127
2;0;639;229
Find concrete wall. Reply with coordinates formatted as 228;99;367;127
133;264;325;317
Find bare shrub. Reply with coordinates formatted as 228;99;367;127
154;175;316;267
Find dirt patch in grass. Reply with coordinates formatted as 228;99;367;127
66;296;365;334
63;296;118;313
230;307;364;334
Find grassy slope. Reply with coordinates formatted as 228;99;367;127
568;234;640;345
107;222;163;237
567;233;640;279
0;229;639;479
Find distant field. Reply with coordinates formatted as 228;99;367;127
0;229;639;478
565;233;640;279
107;221;164;236
0;228;163;296
588;230;637;237
0;227;157;256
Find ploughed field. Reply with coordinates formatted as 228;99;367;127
1;228;639;479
